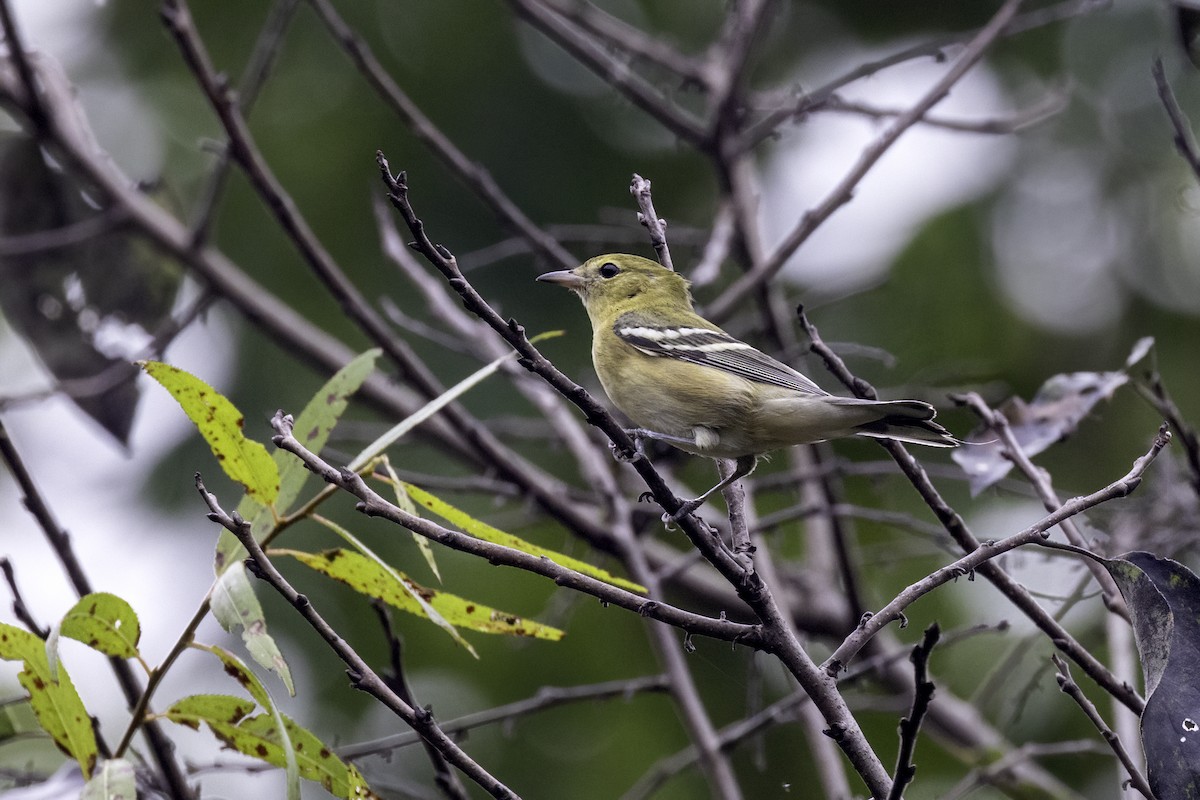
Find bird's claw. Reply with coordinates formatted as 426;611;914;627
662;498;703;526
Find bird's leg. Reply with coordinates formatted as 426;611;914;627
611;427;696;462
667;454;758;522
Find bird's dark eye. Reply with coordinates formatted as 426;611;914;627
599;262;621;278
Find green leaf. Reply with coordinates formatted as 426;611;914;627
194;645;300;799
60;593;141;659
81;758;136;800
138;360;279;505
237;714;375;799
274;548;565;641
307;516;479;657
228;347;383;556
379;456;441;582
0;622;98;778
164;693;256;730
211;350;382;693
403;483;646;594
347;331;562;471
164;694;374;799
209;563;295;696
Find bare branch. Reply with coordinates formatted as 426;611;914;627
888;624;940;800
196;473;520;800
708;0;1027;322
796;307;1148;714
1051;655;1154;799
1152;57;1200;184
630;173;673;270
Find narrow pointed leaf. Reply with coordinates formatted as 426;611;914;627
274;548;563;640
404;483;646;594
307;516;478;656
139;361;279;504
347;331;562;471
60;593;141;659
380;456;440;582
209;564;294;696
195;644;299;799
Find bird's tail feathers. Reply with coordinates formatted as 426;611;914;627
830;397;960;448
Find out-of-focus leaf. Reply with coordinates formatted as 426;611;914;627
404;483;646;594
60;592;141;659
953;339;1153;495
1103;551;1200;798
0;622;97;778
274;548;565;641
164;694;375;799
346;330;562;471
209;564;294;696
1177;3;1200;69
0;133;181;445
81;758;135;800
139;361;279;505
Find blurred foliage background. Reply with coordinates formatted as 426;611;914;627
3;0;1200;798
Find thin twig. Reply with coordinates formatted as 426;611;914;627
888;624;940;800
957;391;1128;616
196;474;520;800
370;603;469;800
796;307;1147;714
822;426;1168;674
708;0;1027;322
189;0;302;246
630;174;673;271
1152;57;1200;184
340;675;670;760
304;0;574;268
0;558;47;638
1051;655;1154;799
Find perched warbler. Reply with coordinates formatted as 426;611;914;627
537;253;957;518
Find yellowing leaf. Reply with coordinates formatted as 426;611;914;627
212;350;381;693
308;516;479;657
60;593;141;659
403;484;646;594
193;645;299;799
0;622;98;778
274;548;565;641
164;694;376;799
139;361;279;504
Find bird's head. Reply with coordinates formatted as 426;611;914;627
537;254;693;323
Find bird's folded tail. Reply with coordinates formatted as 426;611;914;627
831;397;960;448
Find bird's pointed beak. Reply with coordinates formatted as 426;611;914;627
536;269;586;289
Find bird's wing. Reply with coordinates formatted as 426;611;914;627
613;319;826;396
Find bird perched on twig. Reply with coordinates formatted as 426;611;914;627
537;253;957;519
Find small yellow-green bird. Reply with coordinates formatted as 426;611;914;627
538;253;957;518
